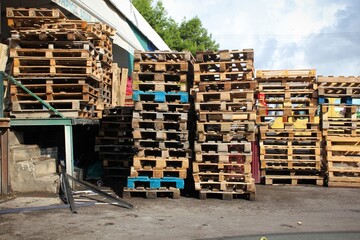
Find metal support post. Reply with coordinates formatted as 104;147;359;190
64;125;74;177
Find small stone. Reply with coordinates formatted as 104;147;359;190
297;221;302;225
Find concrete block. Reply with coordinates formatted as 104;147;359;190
32;157;57;178
10;145;41;162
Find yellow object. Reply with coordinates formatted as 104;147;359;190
270;116;284;129
327;98;344;118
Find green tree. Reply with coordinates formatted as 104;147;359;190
132;0;219;55
179;16;219;54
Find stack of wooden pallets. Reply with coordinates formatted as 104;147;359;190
318;76;360;187
192;49;256;200
7;7;115;118
256;69;323;185
95;107;135;180
123;50;193;199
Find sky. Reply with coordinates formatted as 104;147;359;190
160;0;360;76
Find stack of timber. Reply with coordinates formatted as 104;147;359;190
123;50;193;199
256;69;323;185
7;7;116;118
192;49;256;200
95;107;135;180
318;76;360;187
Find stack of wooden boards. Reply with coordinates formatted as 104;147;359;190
7;7;116;118
95;107;135;180
123;50;193;199
318;76;360;187
256;69;323;185
192;49;256;200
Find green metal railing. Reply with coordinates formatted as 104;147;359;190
0;71;66;119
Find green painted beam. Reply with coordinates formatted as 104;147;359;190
10;118;73;126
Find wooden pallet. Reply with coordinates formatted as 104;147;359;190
10;48;97;59
134;50;192;62
257;78;316;89
257;91;317;106
195;101;253;112
132;119;187;131
194;71;253;83
322;120;360;136
264;175;324;186
260;129;321;140
11;77;100;87
133;156;189;170
261;160;321;171
88;22;116;36
134;140;190;149
11;107;101;119
318;76;360;97
133;111;188;121
196;49;254;62
195;91;254;102
134;61;188;73
198;189;255;201
258;121;320;131
132;72;188;83
6;7;66;19
195;141;252;153
134;101;190;112
13;63;101;78
193;162;251;174
198;110;256;122
256;69;316;79
130;167;187;179
133;129;188;141
123;187;181;199
197;80;257;92
257;107;318;123
136;148;192;159
15;29;88;41
197;121;255;132
197;131;256;142
11;83;99;102
195;179;255;195
193;172;251;185
325;136;360;175
262;169;324;186
9;38;97;50
260;139;321;150
195;153;252;165
194;60;253;74
327;174;360;188
132;81;187;92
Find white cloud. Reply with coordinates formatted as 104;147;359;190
159;0;358;75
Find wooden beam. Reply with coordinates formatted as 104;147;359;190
119;68;128;106
0;44;8;72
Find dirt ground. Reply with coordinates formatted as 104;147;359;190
0;185;360;240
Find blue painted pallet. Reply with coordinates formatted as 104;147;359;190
127;176;185;189
132;91;189;103
318;96;360;105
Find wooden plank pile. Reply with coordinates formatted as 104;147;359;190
6;7;116;118
256;69;324;185
123;50;193;199
192;49;256;200
318;76;360;187
95;107;135;180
